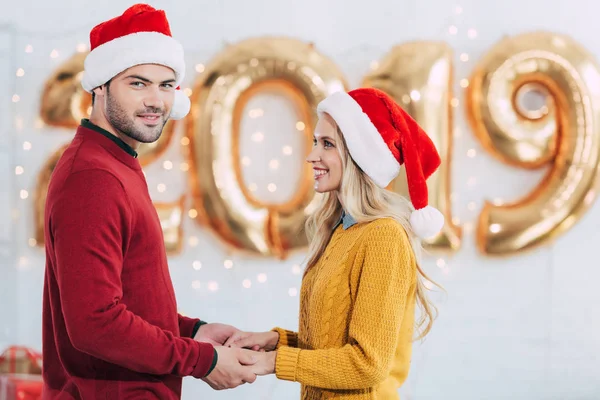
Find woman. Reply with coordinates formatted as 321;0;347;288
227;88;444;399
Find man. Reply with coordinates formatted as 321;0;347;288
42;4;261;399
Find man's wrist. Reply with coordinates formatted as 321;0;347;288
191;320;208;338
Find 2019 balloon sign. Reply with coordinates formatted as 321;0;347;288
34;31;600;259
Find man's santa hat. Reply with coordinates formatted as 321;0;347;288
317;88;444;239
81;3;190;120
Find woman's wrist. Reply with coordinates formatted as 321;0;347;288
267;331;280;350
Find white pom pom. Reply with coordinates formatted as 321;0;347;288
410;205;444;239
170;90;191;120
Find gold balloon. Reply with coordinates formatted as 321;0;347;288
39;50;175;165
40;52;91;128
187;37;347;259
363;41;462;252
467;31;600;255
34;143;70;246
155;196;186;255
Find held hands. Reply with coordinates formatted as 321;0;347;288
193;323;259;351
223;330;280;352
202;346;258;390
194;325;278;390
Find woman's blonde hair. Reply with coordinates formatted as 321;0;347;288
304;121;441;340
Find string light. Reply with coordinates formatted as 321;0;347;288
401;95;411;104
163;160;173;170
19;257;28;268
28;238;37;247
267;183;277;192
292;264;302;275
184;88;192;97
468;29;478;39
15;166;24;175
295;121;305;131
16;68;24;77
460;78;469;88
423;280;434;290
191;280;201;290
450;98;459;107
180;137;190;146
269;159;279;170
11;209;19;220
467;149;477;158
195;64;205;73
241;157;251;166
448;25;458;35
192;261;202;270
493;198;504;205
370;60;379;70
288;288;298;297
188;236;199;247
188;209;198;219
208;281;219;292
455;5;463;14
248;109;264;118
410;90;421;101
251;132;264;142
15;117;23;131
282;146;293;155
157;183;166;193
22;141;32;150
249;183;258;192
242;279;252;288
224;259;233;269
468;202;476;211
25;45;33;53
460;53;469;62
257;273;267;283
452;217;461;225
20;190;28;200
180;162;190;172
35;118;44;129
490;224;502;233
76;43;87;53
12;95;20;103
50;49;59;58
436;259;446;268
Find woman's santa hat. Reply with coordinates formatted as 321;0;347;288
317;88;444;239
81;3;190;120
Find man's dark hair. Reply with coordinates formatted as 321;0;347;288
91;80;111;106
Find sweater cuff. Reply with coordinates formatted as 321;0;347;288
191;320;208;338
275;346;301;382
204;348;218;376
271;327;297;349
191;341;216;379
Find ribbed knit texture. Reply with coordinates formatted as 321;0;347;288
274;218;417;399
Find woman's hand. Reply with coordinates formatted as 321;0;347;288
224;331;279;352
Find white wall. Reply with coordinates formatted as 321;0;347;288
1;0;599;399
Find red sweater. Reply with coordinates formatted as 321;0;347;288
42;120;215;399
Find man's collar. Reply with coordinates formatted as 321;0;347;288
81;119;138;158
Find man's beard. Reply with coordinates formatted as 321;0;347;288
106;92;168;144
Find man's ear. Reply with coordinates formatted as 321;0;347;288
93;85;106;97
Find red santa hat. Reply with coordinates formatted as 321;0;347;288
317;88;444;239
81;3;190;120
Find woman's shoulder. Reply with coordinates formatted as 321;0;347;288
361;217;411;243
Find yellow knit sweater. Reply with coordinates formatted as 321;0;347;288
273;218;417;399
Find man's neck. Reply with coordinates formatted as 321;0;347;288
89;114;141;150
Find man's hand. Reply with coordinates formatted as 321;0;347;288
224;331;279;351
194;323;257;349
202;346;258;390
